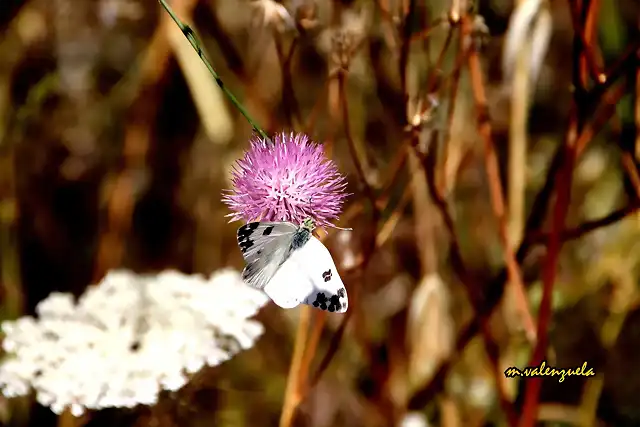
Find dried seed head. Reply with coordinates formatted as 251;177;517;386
502;0;552;84
463;15;490;51
319;7;370;75
293;0;319;32
250;0;296;33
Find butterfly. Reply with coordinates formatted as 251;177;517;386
236;218;348;313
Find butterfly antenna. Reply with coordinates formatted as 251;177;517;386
326;223;353;231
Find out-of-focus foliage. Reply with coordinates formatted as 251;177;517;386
0;0;639;426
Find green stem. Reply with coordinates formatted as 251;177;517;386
157;0;270;141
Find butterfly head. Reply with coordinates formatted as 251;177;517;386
300;217;316;233
290;217;315;250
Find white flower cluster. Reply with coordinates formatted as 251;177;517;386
0;268;269;416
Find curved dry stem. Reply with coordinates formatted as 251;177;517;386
463;14;537;345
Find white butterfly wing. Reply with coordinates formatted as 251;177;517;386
237;222;298;290
261;236;348;313
262;254;314;309
294;236;349;313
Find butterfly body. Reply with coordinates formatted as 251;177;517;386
236;219;348;313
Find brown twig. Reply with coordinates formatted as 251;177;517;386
622;151;640;199
374;0;402;53
299;310;327;385
399;7;518;422
377;148;409;205
280;61;380;427
303;77;330;135
425;24;456;95
289;64;385;417
636;44;640;162
586;39;640;111
528;203;640;244
439;30;464;195
375;182;414;246
313;68;380;365
407;135;604;413
338;72;376;205
308;309;353;389
399;0;417;98
415;133;518;426
567;0;604;85
338;147;408;228
408;3;637;409
527;92;640;245
462;14;537;344
275;35;303;128
278;304;312;427
519;117;579;427
409;17;449;43
518;0;601;420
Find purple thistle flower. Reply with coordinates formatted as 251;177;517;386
223;132;349;228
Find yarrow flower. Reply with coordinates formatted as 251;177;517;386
223;132;349;228
0;269;268;416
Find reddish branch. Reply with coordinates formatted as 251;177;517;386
462;15;537;344
518;0;597;423
519;114;579;427
408;1;638;413
417;129;518;426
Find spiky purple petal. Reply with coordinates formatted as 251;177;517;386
223;132;349;227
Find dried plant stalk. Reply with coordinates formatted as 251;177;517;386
279;306;312;427
503;0;534;402
463;14;537;345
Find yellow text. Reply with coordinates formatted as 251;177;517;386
504;360;595;383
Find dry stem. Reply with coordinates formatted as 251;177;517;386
462;15;537;344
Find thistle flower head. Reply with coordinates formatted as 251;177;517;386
223;132;349;228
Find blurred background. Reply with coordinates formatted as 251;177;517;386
1;0;640;426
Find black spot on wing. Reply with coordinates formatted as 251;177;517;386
238;237;254;253
312;291;344;313
242;263;254;278
262;226;274;236
237;222;260;239
237;223;260;253
327;295;341;312
337;287;345;298
312;292;328;310
322;269;332;282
